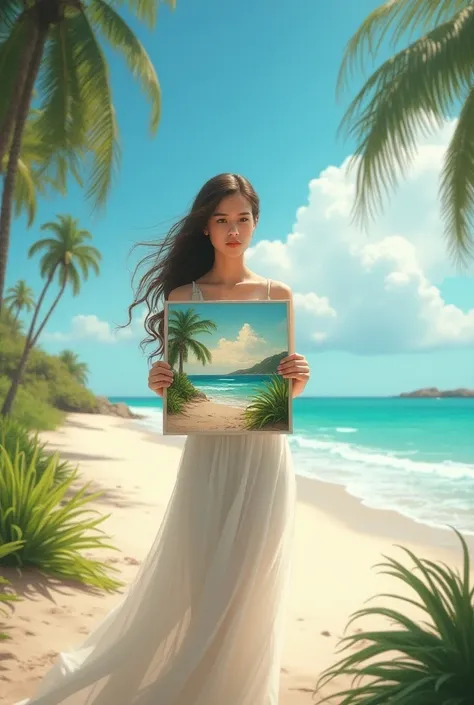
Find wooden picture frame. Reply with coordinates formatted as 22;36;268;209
163;300;293;435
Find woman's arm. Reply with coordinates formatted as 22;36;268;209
269;281;311;398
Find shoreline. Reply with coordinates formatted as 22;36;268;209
1;413;473;705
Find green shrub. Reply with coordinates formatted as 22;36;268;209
0;375;63;430
0;541;23;641
0;445;123;592
171;372;200;402
315;528;474;705
166;387;185;415
0;417;74;484
244;375;289;430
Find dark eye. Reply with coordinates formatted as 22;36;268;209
216;218;226;223
241;217;249;222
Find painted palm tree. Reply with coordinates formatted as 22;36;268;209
4;280;35;321
0;0;175;310
1;214;101;416
168;309;217;375
59;349;89;385
337;0;474;263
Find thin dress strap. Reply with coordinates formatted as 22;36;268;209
191;281;204;301
266;278;272;300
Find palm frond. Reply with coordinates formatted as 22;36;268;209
0;15;31;129
35;22;87;156
12;156;37;226
65;10;120;208
337;0;469;95
110;0;176;30
440;85;474;262
340;6;474;238
89;0;161;134
186;339;212;365
0;0;23;42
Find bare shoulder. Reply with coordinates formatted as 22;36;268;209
167;284;194;301
268;280;292;301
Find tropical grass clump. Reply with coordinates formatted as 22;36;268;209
0;541;23;641
166;387;185;415
0;416;74;484
244;375;289;430
0;445;123;592
315;528;474;704
166;372;201;415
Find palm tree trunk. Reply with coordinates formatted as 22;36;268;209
0;26;47;312
178;348;184;375
0;21;38;166
29;279;66;349
1;266;56;416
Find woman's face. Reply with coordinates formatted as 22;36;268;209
205;193;257;257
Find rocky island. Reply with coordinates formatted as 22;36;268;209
400;387;474;398
227;351;288;376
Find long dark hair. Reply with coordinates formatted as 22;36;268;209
126;173;260;361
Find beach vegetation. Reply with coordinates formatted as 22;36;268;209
244;374;289;430
315;527;474;704
338;0;474;263
58;350;89;386
1;215;101;417
0;541;23;641
0;309;97;430
0;416;74;484
166;372;200;415
0;443;123;592
0;0;175;310
168;308;217;375
4;280;35;322
166;386;186;415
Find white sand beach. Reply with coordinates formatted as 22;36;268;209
1;413;473;705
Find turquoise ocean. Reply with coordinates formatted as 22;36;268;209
111;376;474;536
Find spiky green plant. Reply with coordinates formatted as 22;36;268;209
244;375;289;430
166;387;185;415
0;444;123;592
315;527;474;704
0;416;73;484
170;372;200;402
0;540;23;641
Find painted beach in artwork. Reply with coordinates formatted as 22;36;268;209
163;301;292;434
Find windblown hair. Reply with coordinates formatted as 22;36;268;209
126;173;260;361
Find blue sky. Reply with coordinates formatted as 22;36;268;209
6;0;474;397
168;301;289;375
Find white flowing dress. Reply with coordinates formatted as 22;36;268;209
15;281;296;705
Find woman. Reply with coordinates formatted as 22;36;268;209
16;174;310;705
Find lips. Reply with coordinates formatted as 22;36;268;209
226;241;241;248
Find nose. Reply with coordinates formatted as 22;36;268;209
227;221;239;235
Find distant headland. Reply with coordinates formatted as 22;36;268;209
227;351;288;376
399;387;474;398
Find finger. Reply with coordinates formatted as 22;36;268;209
282;373;310;381
279;353;304;364
149;369;174;380
149;378;173;390
152;360;171;370
279;363;309;375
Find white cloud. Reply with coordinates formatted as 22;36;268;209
189;323;279;369
44;314;137;344
247;120;474;355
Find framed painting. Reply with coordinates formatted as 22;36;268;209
163;300;293;435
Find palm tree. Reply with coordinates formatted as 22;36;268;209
4;279;35;321
1;114;65;229
1;214;100;416
337;0;474;263
59;349;89;385
168;309;217;375
0;0;175;310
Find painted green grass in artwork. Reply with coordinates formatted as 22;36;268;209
244;375;289;430
166;373;201;415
